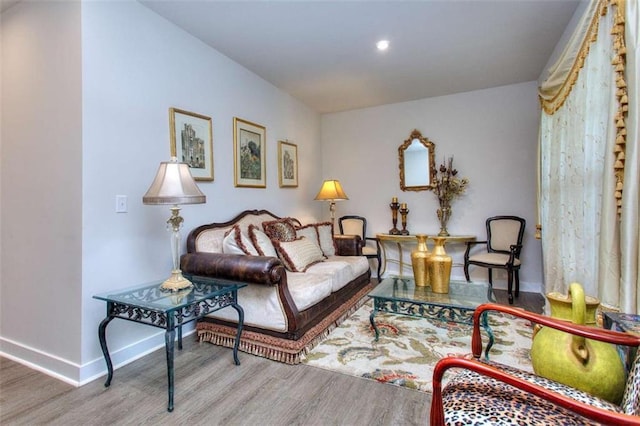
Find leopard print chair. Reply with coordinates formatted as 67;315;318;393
430;303;640;426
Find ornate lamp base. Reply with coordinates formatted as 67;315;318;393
160;270;193;292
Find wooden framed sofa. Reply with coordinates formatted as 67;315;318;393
180;209;372;363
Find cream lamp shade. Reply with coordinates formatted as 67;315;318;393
314;179;348;228
143;157;205;291
142;159;206;205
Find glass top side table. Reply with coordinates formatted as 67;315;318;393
94;275;246;412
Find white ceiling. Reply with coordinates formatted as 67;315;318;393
140;0;581;113
3;0;581;114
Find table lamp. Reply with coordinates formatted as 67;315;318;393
143;157;206;291
314;179;348;228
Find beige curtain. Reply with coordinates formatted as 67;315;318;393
539;1;606;113
538;0;638;314
616;0;639;313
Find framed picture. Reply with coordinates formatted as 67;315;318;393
278;141;298;188
169;107;214;181
233;117;266;188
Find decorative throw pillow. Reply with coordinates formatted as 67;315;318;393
262;218;297;242
273;237;326;272
295;224;321;247
315;222;336;257
248;224;278;257
222;225;259;255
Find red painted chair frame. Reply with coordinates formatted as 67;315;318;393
430;303;640;426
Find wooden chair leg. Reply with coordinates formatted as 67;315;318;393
515;270;520;297
464;262;470;282
507;269;514;304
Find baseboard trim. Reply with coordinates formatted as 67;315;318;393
0;337;82;386
0;326;196;387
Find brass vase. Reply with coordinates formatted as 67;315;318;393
427;237;452;293
411;234;430;287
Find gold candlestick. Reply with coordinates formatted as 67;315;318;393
389;200;401;235
399;204;409;235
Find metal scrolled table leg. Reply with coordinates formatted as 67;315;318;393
165;328;176;412
481;311;494;360
370;304;380;341
98;312;115;387
231;303;244;365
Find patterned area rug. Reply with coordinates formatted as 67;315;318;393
301;300;534;392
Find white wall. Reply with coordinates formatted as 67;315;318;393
79;1;322;383
1;1;545;385
0;1;84;382
1;1;322;384
321;81;543;291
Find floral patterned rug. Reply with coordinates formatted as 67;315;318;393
301;300;534;392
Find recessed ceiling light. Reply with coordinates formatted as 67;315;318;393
376;40;389;51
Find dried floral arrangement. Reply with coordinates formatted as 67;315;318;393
432;157;469;236
433;157;469;206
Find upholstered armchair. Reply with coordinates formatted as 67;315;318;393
338;215;382;280
430;303;640;425
464;216;526;304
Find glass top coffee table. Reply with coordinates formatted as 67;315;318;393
368;276;496;358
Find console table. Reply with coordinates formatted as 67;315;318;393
94;275;245;412
376;233;475;277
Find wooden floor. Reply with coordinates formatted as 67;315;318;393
0;290;543;425
494;288;545;314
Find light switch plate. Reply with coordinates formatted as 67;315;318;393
116;195;128;213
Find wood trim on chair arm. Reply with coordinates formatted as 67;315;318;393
509;243;523;260
507;244;519;264
470;303;640;359
365;236;381;251
430;356;640;426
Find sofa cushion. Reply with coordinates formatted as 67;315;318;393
273;237;326;272
326;255;370;278
248;224;277;257
306;256;370;292
222;225;259;255
305;259;351;292
286;271;334;311
262;218;297;242
315;222;336;256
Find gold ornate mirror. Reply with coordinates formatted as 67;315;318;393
398;129;436;191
